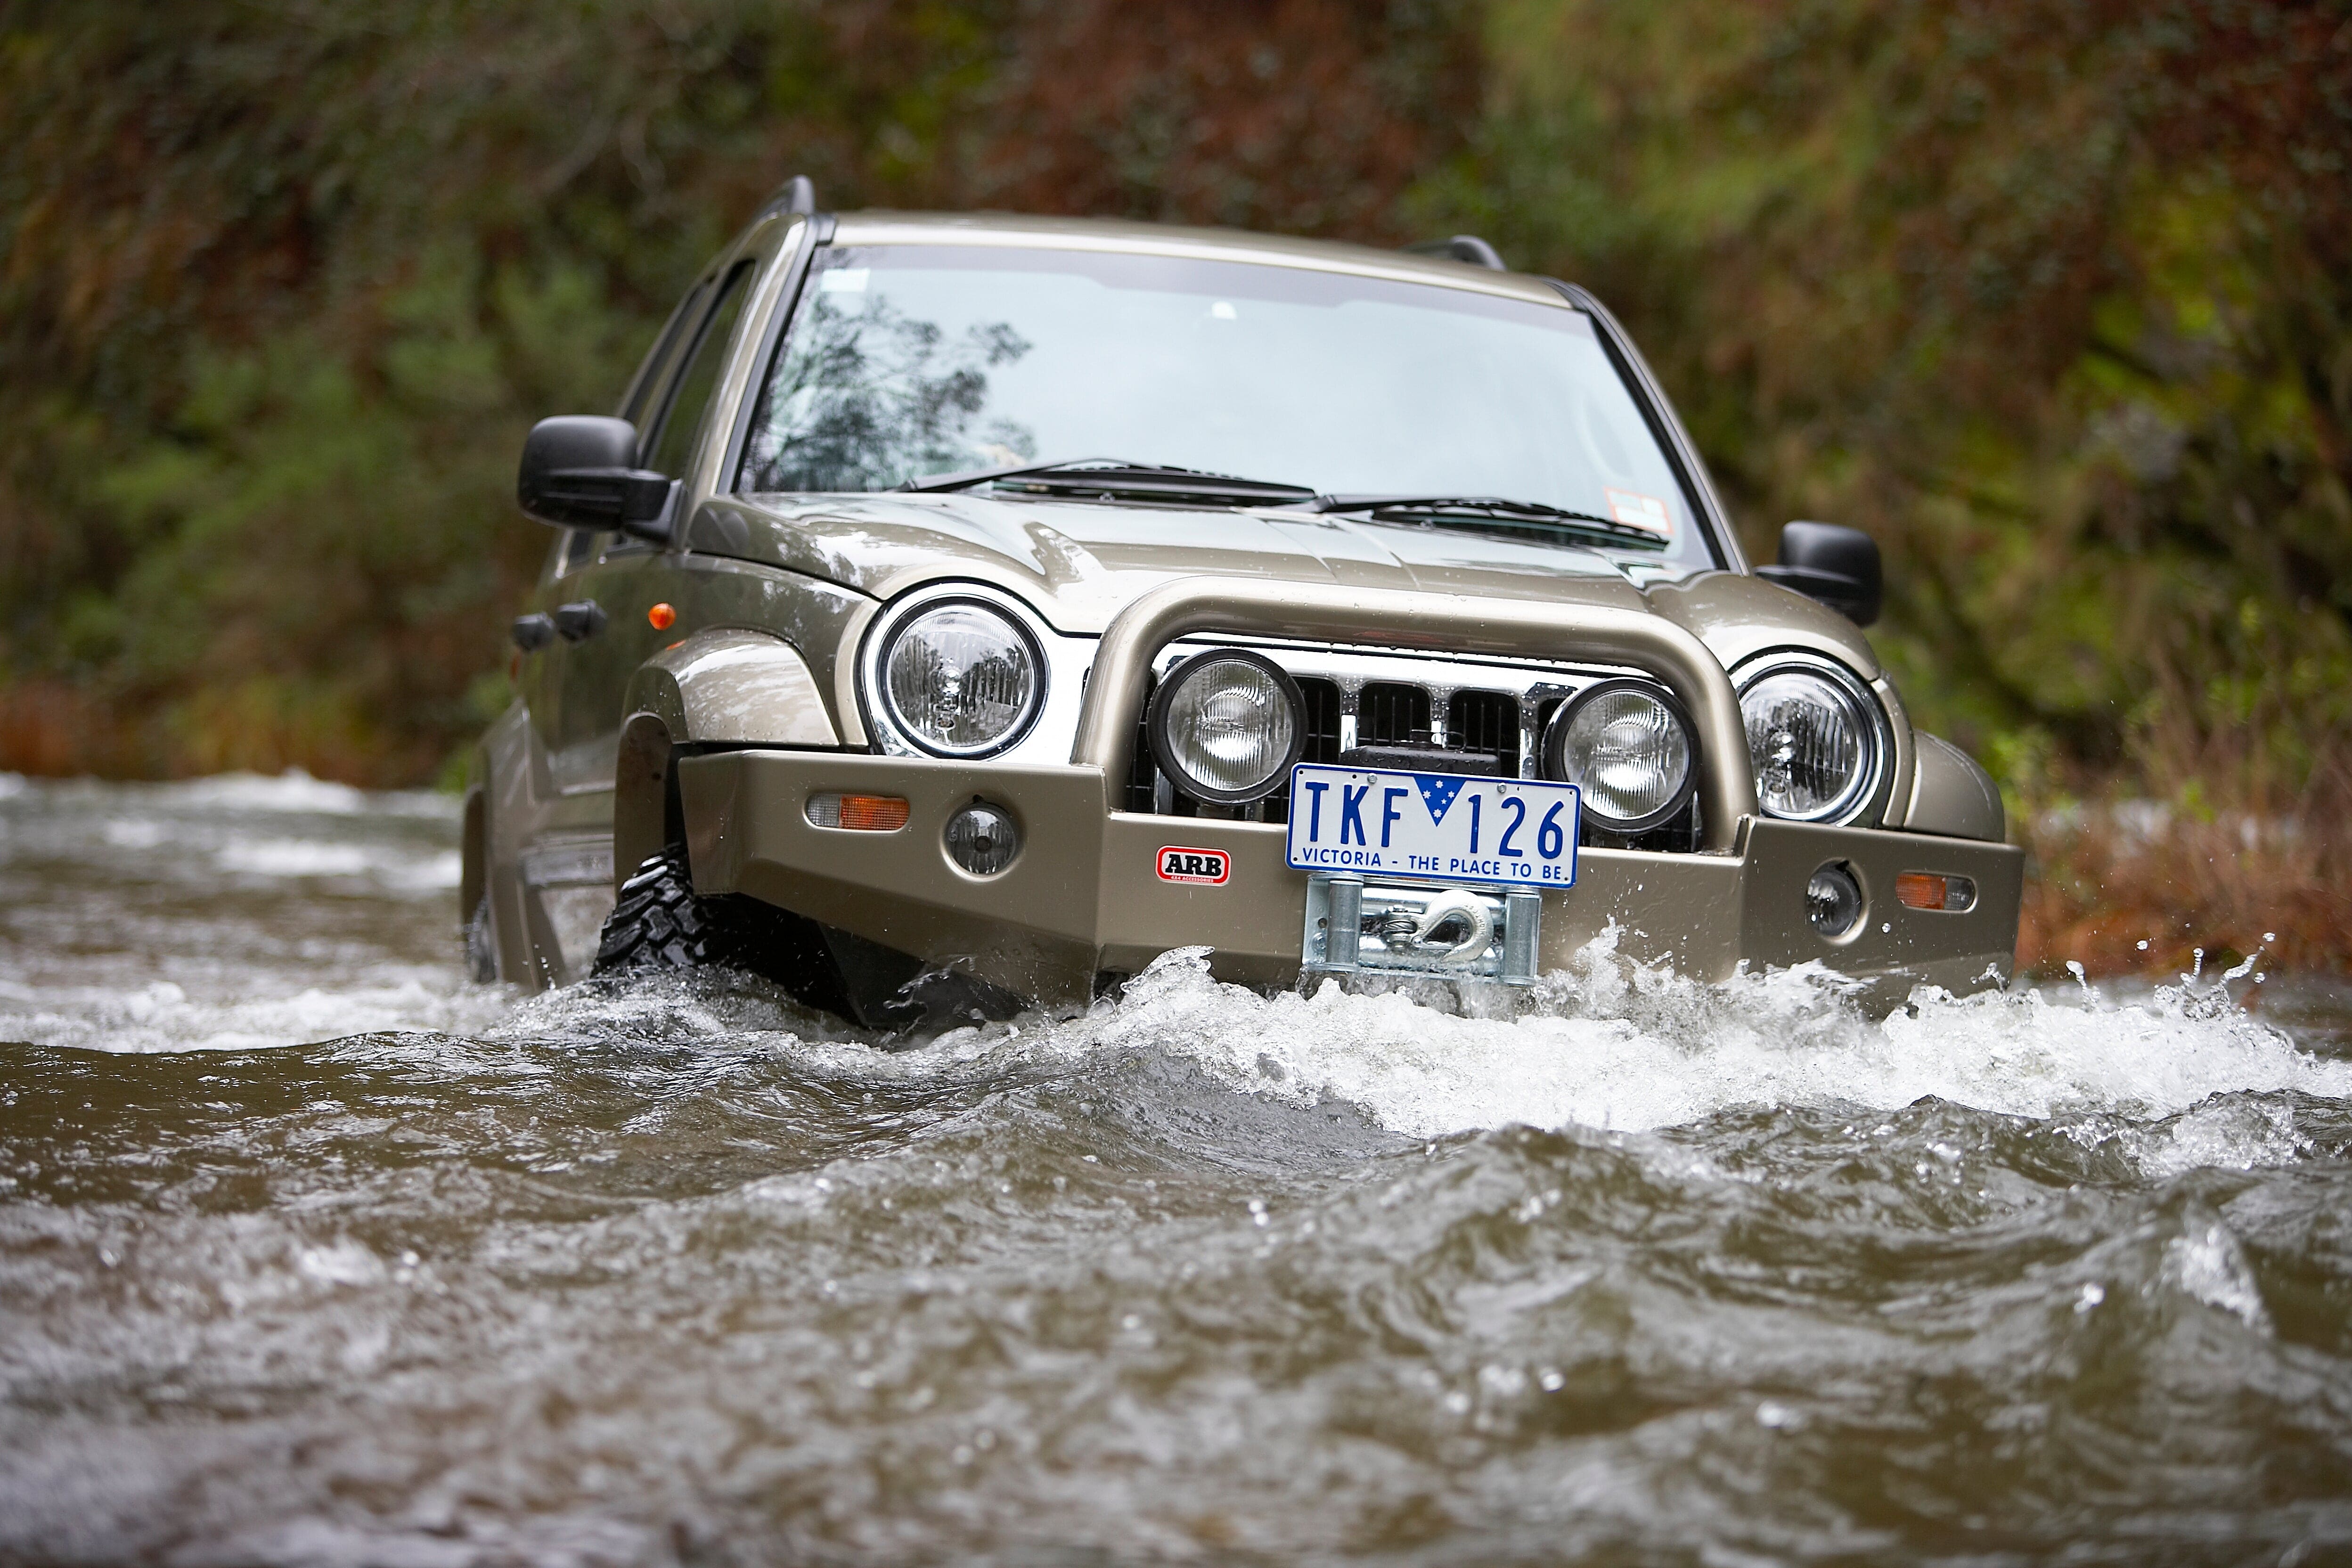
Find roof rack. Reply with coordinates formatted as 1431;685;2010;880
1405;235;1506;271
758;174;818;220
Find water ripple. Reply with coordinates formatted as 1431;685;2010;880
1;775;2348;1564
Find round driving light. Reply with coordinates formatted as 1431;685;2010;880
945;800;1020;876
1739;665;1878;823
1806;861;1866;939
1148;649;1305;805
878;600;1043;757
1542;679;1696;833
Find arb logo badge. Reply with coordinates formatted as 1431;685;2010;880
1155;846;1231;885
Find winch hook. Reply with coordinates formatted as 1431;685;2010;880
1373;890;1493;965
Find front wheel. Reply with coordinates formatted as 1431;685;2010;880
593;847;727;974
464;893;499;984
589;844;1019;1035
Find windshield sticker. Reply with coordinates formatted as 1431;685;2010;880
1156;846;1231;885
1604;488;1674;538
818;267;870;293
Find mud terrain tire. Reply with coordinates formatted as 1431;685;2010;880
464;894;499;983
593;847;725;974
587;844;1016;1033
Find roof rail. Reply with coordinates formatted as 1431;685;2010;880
759;174;818;220
1405;235;1506;271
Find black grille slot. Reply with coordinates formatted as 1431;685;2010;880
1357;683;1431;746
1298;678;1343;766
1124;674;1158;811
1448;690;1522;778
1625;795;1700;853
1532;696;1564;773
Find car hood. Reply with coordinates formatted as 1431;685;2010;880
683;491;1886;681
689;491;1669;633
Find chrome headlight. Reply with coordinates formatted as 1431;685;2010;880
1542;679;1696;833
1736;656;1886;824
1148;649;1304;804
873;596;1044;757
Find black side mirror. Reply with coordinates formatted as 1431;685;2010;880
516;416;675;542
1756;520;1882;627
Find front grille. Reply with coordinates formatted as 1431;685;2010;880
1447;690;1522;779
1124;674;1159;810
1298;678;1343;765
1357;682;1431;745
1127;646;1699;850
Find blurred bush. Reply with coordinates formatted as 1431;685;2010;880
1415;0;2352;969
0;0;1471;781
3;0;2345;966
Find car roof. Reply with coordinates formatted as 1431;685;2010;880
825;211;1574;312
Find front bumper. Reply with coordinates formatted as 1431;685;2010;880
678;750;2024;1009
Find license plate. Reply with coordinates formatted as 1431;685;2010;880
1283;764;1580;889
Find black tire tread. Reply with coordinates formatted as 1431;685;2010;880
464;893;499;983
593;847;726;974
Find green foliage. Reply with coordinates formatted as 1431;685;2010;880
0;0;1470;781
82;254;608;776
1438;0;2352;816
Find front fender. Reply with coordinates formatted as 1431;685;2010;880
621;627;840;747
1904;731;2006;842
614;629;842;883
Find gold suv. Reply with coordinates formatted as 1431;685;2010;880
462;178;2019;1029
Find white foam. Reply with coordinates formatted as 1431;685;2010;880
2163;1220;2272;1331
2142;1097;2312;1178
27;768;460;820
4;976;514;1054
161;768;375;814
951;940;2352;1140
0;769;457;823
388;850;464;892
295;1240;390;1290
208;838;459;892
217;839;376;877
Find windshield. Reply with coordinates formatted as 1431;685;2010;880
736;244;1717;569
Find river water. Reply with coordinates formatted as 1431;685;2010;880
1;772;2348;1566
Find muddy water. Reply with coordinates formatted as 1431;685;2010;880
1;773;2349;1566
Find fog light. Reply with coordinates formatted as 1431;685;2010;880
1542;678;1696;832
1148;648;1305;805
945;800;1020;876
1806;862;1865;939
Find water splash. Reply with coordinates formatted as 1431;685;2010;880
905;943;2352;1140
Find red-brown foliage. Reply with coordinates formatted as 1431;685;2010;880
973;0;1477;236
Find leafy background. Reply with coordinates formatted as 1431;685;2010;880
3;0;2347;974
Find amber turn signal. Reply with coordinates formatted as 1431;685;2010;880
1895;871;1977;912
647;602;677;630
804;792;911;832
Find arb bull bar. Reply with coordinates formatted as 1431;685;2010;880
676;580;2023;1008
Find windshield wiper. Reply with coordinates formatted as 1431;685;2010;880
1307;493;1671;550
897;457;1316;506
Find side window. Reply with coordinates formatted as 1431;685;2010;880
644;260;755;480
622;278;711;425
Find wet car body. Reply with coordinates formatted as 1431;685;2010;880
465;191;2020;1025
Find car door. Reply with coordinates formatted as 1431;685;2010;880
539;256;759;794
518;271;706;782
